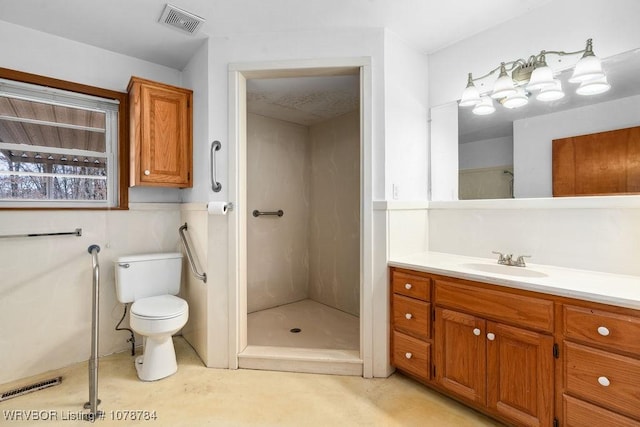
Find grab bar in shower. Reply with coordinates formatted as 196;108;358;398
0;228;82;239
84;244;102;421
178;223;207;283
252;209;284;217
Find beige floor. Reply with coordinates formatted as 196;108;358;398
0;337;503;426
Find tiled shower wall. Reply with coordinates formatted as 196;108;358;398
246;111;360;316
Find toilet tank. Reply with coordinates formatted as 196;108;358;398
114;252;183;303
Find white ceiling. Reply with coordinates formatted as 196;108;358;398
0;0;552;125
0;0;551;70
247;75;360;126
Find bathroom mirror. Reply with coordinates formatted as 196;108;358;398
455;47;640;200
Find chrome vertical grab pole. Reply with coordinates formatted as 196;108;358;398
84;244;102;421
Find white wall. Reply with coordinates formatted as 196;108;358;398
384;30;430;201
424;0;640;275
0;20;189;384
514;94;640;198
428;202;640;276
459;136;513;170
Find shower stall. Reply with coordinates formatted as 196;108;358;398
239;73;362;375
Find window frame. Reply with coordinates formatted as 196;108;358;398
0;67;129;210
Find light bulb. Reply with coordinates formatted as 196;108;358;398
537;79;565;102
460;73;481;107
570;40;605;83
502;87;529;109
576;76;611;95
472;96;495;115
526;63;555;91
491;64;516;99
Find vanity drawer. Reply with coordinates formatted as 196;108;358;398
392;294;430;340
565;341;640;420
392;270;431;301
392;331;430;381
564;394;640;427
434;280;554;333
564;305;640;355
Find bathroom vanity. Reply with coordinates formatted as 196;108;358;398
389;252;640;427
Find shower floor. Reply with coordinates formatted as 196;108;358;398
247;299;359;350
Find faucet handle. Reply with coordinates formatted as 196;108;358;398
515;255;531;267
492;251;506;264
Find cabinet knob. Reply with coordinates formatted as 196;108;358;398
144;170;151;176
473;328;481;336
405;313;413;320
487;332;496;341
405;352;412;359
597;326;610;337
404;283;412;290
597;376;610;387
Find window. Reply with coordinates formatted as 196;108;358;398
0;68;128;209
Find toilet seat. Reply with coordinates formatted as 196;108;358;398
131;295;188;320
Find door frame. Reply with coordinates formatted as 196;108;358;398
227;57;374;376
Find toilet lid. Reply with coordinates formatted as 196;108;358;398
131;295;188;319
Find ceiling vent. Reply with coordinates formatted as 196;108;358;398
158;4;205;35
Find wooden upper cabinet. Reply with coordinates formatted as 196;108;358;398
128;77;193;188
552;126;640;197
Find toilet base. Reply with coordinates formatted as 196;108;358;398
134;335;178;381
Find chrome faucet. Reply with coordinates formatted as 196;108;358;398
492;251;531;267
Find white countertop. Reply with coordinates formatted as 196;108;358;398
389;251;640;310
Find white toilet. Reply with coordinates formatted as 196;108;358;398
114;252;188;381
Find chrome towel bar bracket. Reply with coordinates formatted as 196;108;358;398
253;209;284;217
210;140;222;193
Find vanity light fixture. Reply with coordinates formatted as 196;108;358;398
460;38;609;115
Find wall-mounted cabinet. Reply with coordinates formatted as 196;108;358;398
128;77;193;188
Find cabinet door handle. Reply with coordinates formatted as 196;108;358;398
404;283;412;290
473;328;481;336
597;326;610;336
144;169;151;176
487;332;496;341
597;376;610;387
405;313;413;320
405;352;412;359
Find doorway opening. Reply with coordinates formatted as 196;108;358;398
228;60;371;375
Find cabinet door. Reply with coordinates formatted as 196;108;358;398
138;83;191;186
435;308;486;405
486;321;554;427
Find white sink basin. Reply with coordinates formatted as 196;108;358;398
461;263;548;278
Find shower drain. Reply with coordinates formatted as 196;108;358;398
290;328;302;333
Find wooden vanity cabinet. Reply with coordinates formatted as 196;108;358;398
128;77;193;188
561;304;640;426
390;269;433;383
390;266;640;426
434;280;554;427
